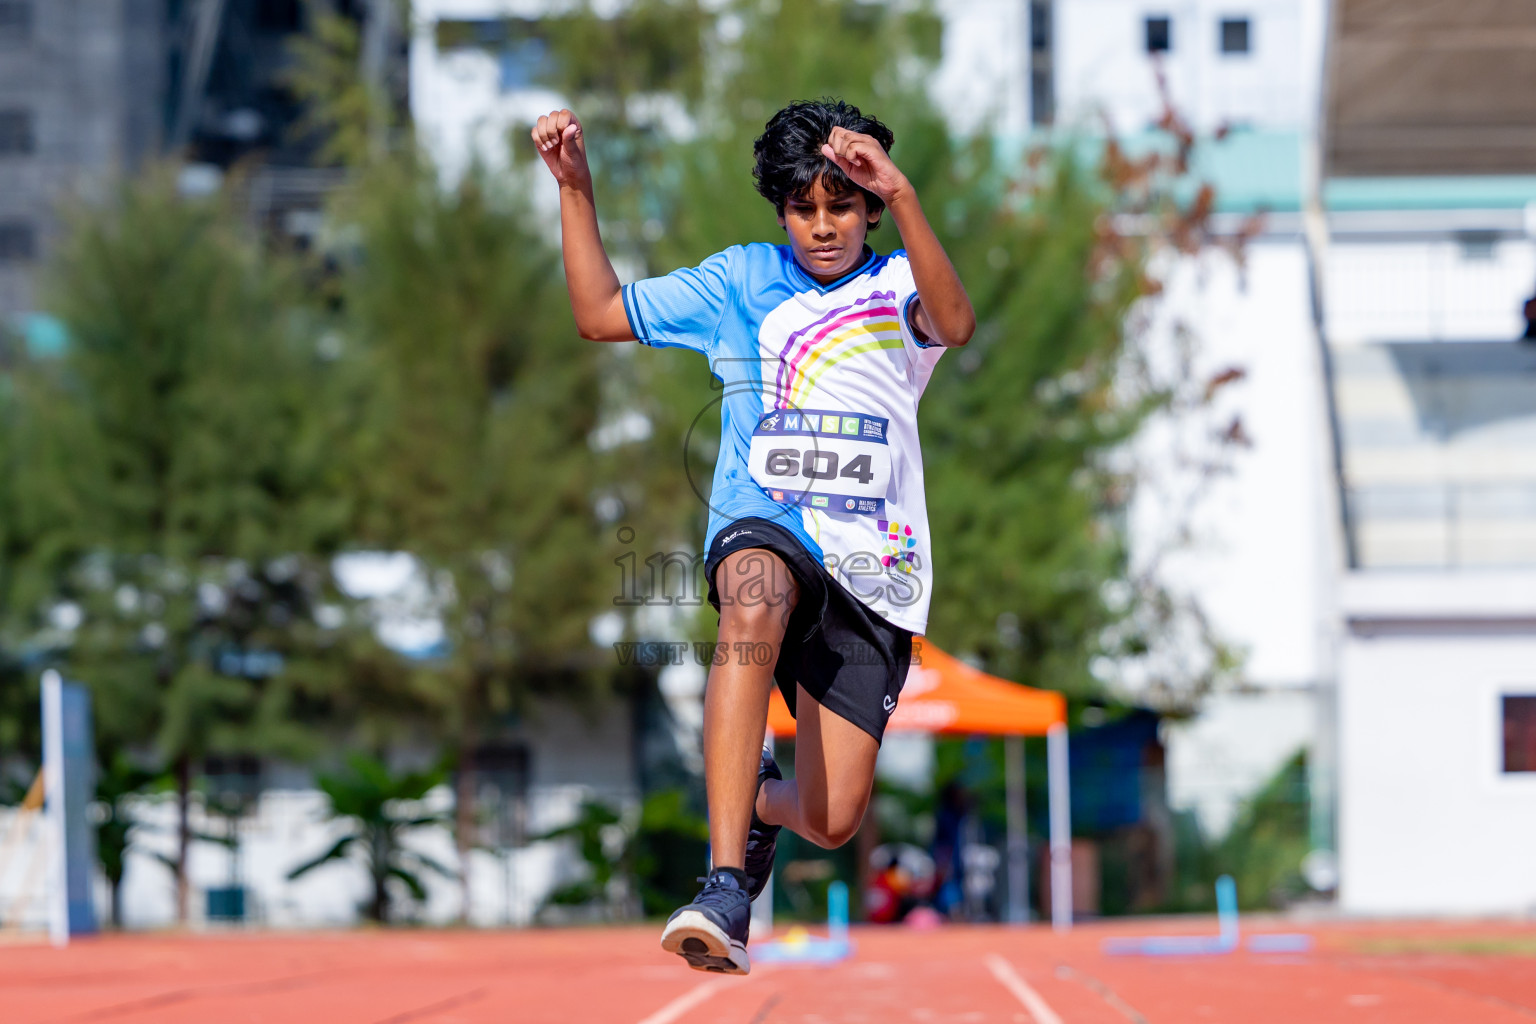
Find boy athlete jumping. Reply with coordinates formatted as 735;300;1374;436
534;99;974;975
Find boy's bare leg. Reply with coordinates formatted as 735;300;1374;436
756;684;880;848
704;548;799;870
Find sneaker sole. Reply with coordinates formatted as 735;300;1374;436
660;910;750;975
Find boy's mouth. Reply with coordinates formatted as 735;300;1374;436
807;245;842;260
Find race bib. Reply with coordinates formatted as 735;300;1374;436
748;408;891;516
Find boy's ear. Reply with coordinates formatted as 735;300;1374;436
866;208;883;230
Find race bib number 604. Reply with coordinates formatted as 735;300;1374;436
748;408;892;516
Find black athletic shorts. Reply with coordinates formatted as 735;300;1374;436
704;516;914;743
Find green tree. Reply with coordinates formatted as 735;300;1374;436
333;150;625;918
10;169;352;922
286;753;453;923
287;9;644;919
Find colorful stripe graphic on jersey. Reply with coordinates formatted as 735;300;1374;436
785;321;904;410
774;291;898;407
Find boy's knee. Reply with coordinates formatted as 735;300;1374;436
803;825;859;850
801;807;864;849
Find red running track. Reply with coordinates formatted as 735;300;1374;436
4;918;1536;1024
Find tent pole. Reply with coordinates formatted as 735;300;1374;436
1047;722;1072;932
1004;735;1028;924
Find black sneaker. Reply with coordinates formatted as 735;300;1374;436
660;869;752;974
744;746;782;903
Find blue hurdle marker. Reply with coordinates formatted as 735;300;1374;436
1101;875;1314;956
755;880;855;965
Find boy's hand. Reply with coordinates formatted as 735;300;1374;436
532;109;591;189
821;127;909;204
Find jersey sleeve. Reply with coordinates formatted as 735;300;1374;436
888;252;946;384
621;247;737;356
887;250;940;350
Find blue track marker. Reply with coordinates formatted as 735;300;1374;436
755;880;855;964
1101;875;1313;956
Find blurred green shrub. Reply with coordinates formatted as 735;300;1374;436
536;788;707;920
1165;749;1311;912
1216;750;1311;909
286;752;453;923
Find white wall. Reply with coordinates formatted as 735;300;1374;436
1129;240;1329;690
1129;237;1335;838
109;699;637;929
1054;0;1322;133
0;805;50;932
1338;571;1536;915
931;0;1030;137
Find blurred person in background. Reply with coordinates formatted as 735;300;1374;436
533;98;974;974
931;780;970;918
866;843;936;924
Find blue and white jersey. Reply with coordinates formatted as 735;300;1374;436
624;243;944;633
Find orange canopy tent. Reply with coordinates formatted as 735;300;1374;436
766;638;1065;738
765;638;1075;929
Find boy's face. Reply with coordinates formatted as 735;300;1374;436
777;178;882;284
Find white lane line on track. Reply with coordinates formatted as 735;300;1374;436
986;954;1066;1024
635;972;756;1024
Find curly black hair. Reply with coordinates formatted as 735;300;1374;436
752;99;895;223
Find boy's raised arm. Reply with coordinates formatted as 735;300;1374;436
532;109;636;342
821;128;975;348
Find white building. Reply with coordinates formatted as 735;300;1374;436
1030;0;1536;918
1320;0;1536;914
1007;0;1536;918
1052;0;1324;134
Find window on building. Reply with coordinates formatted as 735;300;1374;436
1030;1;1054;126
1457;230;1497;261
0;109;33;154
1505;695;1536;773
1145;15;1172;53
0;220;36;262
1220;17;1251;54
0;1;30;42
203;754;263;810
1030;0;1051;51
